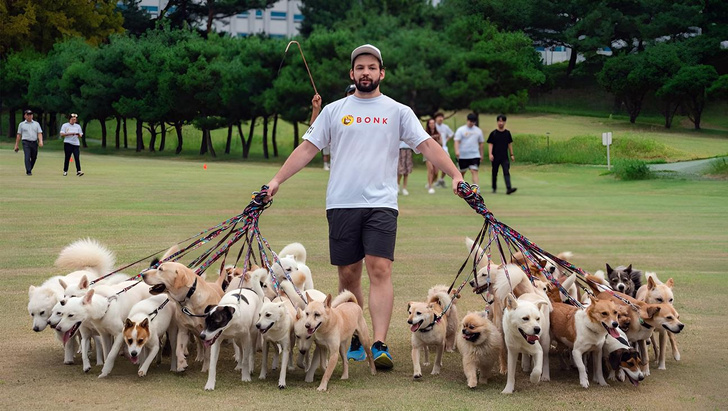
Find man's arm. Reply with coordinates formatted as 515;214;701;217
310;94;322;124
417;138;463;194
14;133;21;152
479;142;484;159
508;142;514;161
265;140;321;201
38;132;43;147
488;143;494;162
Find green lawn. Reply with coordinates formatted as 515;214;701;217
1;149;727;409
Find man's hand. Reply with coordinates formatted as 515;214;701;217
510;154;515;161
39;141;43;148
312;94;321;111
264;180;279;203
14;146;19;152
451;176;465;195
489;154;494;162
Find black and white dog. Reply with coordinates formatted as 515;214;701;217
606;264;642;297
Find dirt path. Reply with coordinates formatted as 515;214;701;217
649;157;725;174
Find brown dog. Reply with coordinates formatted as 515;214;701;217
456;311;502;388
636;272;680;369
407;289;452;379
141;261;225;372
303;291;376;391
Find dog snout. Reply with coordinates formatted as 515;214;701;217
617;284;625;291
611;321;619;328
534;326;541;335
255;323;262;329
678;323;684;331
469;279;475;287
131;350;138;357
299;349;307;355
33;326;40;332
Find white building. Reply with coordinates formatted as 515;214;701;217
137;0;304;38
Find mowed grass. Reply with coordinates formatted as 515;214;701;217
1;149;727;410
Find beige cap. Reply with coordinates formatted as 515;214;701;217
351;44;383;66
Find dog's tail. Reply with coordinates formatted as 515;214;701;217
493;264;533;303
645;271;661;285
465;237;490;269
556;251;574;261
279;242;307;265
332;290;357;307
54;238;116;276
427;291;452;313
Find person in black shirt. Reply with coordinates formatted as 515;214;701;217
487;114;517;195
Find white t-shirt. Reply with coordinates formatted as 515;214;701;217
60;122;83;146
304;94;430;210
454;125;484;160
435;122;454;150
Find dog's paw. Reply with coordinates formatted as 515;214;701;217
83;366;91;373
138;369;147;377
598;380;609;387
241;376;252;382
305;376;314;383
540;375;550;382
278;384;286;389
413;373;422;379
501;388;514;394
499;365;507;375
422;361;430;367
204;384;215;391
580;379;589;388
674;353;681;361
317;386;327;392
468;383;477;389
431;369;440;375
64;360;74;365
530;372;540;384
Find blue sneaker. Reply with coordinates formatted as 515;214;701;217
371;340;393;370
347;334;366;362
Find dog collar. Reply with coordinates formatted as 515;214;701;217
639;318;653;329
186;278;198;300
419;315;442;332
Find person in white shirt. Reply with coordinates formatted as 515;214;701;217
265;44;463;370
60;113;84;176
454;113;484;186
434;112;454;188
14;109;44;176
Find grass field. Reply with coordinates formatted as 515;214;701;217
1;149;727;410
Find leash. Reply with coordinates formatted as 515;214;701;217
278;41;318;95
148;298;170;321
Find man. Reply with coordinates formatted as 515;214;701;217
434;112;454;188
312;84;356;171
454;113;484;186
264;44;463;370
487;114;517;195
15;110;44;176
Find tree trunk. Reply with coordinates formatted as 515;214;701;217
148;122;157;152
50;112;57;139
135;118;144;152
100;118;107;148
262;115;269;159
199;128;207;155
159;124;166;151
566;47;578;77
243;117;256;159
225;123;233;154
237;122;246;158
8;109;16;139
81;120;89;147
174;122;183;154
272;113;279;157
206;129;216;157
115;116;121;149
123;118;128;149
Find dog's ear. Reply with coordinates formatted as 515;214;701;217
647;276;657;290
204;305;215;314
625;264;632;273
505;293;518;310
324;294;332;308
606;264;613;274
58;279;68;290
666;278;674;288
646;305;660;319
82;289;95;305
295;307;303;320
79;275;89;290
139;318;149;329
305;292;312;304
538;259;547;268
124;318;134;329
150;256;160;268
173;268;187;290
407;302;412;312
588;294;598;305
28;285;36;297
608;350;624;372
161;245;179;261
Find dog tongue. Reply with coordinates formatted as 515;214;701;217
63;329;73;345
527;334;539;343
607;327;620;339
410;323;420;332
130;356;139;365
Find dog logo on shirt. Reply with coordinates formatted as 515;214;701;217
341;115;354;126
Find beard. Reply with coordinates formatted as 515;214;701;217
355;76;380;93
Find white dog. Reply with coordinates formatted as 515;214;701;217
200;272;265;391
501;293;550;394
256;298;296;388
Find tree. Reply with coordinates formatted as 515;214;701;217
115;0;154;36
0;0;123;56
157;0;277;35
598;53;654;123
0;50;42;138
659;65;719;130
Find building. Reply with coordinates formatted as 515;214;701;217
137;0;304;38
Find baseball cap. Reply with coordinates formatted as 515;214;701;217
351;44;383;66
24;109;33;115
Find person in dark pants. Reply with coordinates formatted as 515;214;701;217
60;113;84;176
487;114;517;195
14;109;44;176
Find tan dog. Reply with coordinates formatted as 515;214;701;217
550;296;620;388
456;311;502;388
303;291;376;391
141;261;225;372
407;290;452;379
636;272;679;369
427;285;459;352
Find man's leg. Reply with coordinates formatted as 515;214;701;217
502;161;512;190
63;143;72;173
29;141;38;171
364;255;393;343
22;141;32;174
471;167;479;186
491;160;499;192
338;260;364;308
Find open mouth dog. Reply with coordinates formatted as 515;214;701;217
462;330;481;342
62;321;81;344
409;320;423;332
259;322;275;334
518;328;539;345
602;322;621;339
203;330;223;348
149;284;166;295
306;322;321;335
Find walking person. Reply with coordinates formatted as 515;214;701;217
60;113;84;176
454;113;484;186
397;141;413;196
487;114;517;194
434;112;454;188
14;110;43;176
264;44;463;370
424;118;441;194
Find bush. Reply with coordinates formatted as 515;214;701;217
706;158;728;177
612;159;653;180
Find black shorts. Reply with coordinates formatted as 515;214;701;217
326;208;398;266
458;157;481;171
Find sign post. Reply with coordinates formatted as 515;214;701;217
602;132;613;170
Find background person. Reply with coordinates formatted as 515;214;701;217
487;114;517;194
397;140;413;196
264;44;463;370
14;109;43;176
434;112;454;188
60;113;84;176
454;113;484;186
424;118;441;194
